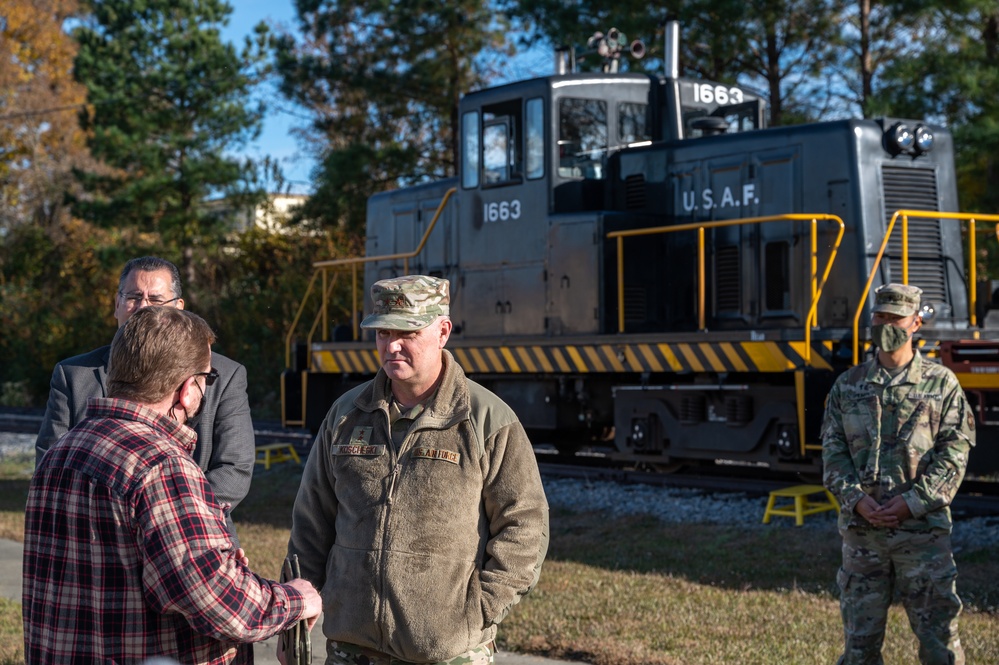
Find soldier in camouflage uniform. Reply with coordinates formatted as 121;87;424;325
286;275;549;665
821;283;975;665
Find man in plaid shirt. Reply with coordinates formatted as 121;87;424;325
23;306;322;664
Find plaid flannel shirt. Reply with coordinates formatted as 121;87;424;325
23;398;305;664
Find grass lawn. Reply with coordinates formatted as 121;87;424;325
2;452;998;664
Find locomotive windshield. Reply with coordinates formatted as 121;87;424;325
558;97;650;180
677;79;766;138
459;74;652;189
558;98;607;179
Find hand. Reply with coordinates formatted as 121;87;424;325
853;495;885;524
287;578;323;632
234;548;249;567
870;495;912;524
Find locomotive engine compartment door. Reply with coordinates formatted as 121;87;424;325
548;217;601;335
668;145;803;331
459;265;547;337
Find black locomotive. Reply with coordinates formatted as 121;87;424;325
283;22;999;476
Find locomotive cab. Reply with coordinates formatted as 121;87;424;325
450;73;653;338
434;69;769;339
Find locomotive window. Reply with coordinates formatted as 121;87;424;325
483;120;512;183
682;101;766;138
558;97;607;179
619;102;649;144
461;111;479;189
480;99;522;186
526;97;544;180
764;241;791;311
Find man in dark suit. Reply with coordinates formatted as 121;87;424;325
35;256;255;544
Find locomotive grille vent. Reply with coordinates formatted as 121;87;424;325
715;245;741;311
623;286;647;323
624;173;646;210
881;165;947;305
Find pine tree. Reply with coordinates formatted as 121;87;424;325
71;0;266;260
272;0;508;233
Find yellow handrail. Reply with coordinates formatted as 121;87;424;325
851;210;999;365
284;187;457;369
284;269;320;369
607;214;846;363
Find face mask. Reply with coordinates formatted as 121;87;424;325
871;321;912;353
190;381;206;421
170;380;206;424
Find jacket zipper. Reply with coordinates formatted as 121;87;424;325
387;463;402;504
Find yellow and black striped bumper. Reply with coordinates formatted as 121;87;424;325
312;340;834;375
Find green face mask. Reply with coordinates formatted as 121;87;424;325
871;322;912;352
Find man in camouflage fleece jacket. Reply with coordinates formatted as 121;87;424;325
287;275;549;665
822;283;975;665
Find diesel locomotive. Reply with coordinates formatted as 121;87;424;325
282;22;999;476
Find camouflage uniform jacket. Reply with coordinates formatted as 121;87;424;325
821;351;975;532
288;350;550;663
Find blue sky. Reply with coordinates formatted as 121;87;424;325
221;1;552;195
221;0;310;194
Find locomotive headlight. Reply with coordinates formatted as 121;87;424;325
914;124;934;154
887;122;915;154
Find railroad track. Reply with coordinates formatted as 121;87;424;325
537;455;999;516
0;411;315;450
0;410;47;434
4;408;998;513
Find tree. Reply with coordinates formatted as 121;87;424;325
864;1;999;213
831;0;941;118
191;221;341;414
508;0;842;126
733;0;844;125
0;0;91;232
71;0;267;277
272;0;509;234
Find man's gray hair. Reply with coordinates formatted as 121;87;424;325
118;256;183;298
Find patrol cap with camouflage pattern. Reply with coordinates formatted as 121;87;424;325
873;283;922;317
359;275;450;331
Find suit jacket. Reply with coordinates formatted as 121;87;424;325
35;346;255;544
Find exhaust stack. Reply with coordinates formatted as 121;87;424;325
664;20;679;79
555;46;575;75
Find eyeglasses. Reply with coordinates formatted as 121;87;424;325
193;368;219;387
118;291;181;308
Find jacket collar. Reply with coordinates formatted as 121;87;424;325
866;349;924;385
96;345;112;396
356;349;470;430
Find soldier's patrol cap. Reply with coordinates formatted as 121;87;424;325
873;283;922;317
360;275;450;330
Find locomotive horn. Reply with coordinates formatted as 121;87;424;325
630;39;646;59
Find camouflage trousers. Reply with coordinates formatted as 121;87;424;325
326;640;494;665
836;528;963;665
